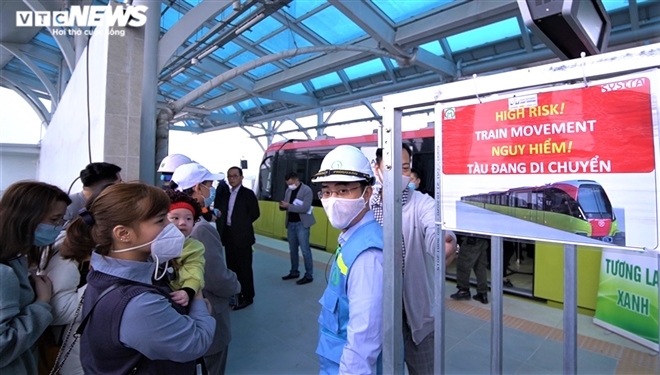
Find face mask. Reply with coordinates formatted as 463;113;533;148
321;189;367;230
203;186;216;208
288;184;297;190
408;182;417;191
34;223;64;247
112;223;185;280
401;175;412;192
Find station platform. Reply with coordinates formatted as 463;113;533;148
225;235;659;375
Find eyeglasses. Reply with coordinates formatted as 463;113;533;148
317;186;362;199
45;217;67;227
227;174;240;179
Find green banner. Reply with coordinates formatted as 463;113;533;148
593;250;659;350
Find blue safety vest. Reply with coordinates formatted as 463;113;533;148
316;219;383;375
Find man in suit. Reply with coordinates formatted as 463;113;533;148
213;172;230;239
220;166;260;310
279;172;316;285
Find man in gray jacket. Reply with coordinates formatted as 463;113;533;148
371;145;457;375
279;172;316;285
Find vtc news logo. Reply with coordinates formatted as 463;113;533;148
16;5;148;28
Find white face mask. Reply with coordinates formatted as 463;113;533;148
112;223;185;280
288;184;297;190
376;170;411;193
321;189;367;230
401;175;412;192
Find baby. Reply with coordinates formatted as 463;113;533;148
165;190;206;307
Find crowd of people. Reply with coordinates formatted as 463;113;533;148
1;143;465;375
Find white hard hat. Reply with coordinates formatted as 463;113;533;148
312;145;374;184
157;154;192;173
172;163;224;191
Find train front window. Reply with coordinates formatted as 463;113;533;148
577;185;613;219
258;156;272;200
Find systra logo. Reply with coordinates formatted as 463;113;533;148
16;5;148;28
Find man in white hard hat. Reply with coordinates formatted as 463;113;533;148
312;145;383;375
157;154;193;189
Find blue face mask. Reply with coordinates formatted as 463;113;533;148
34;223;64;246
408;182;417;191
204;186;216;208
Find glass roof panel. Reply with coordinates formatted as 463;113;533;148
447;17;521;52
187;27;210;44
188;67;203;75
184;0;203;6
302;7;365;44
227;50;259;67
344;59;386;80
171;74;188;84
247;63;280;79
259;98;274;105
212;42;242;61
603;0;651;12
372;0;453;23
284;0;326;19
222;105;237;114
281;83;307;94
241;17;283;42
260;30;315;65
169;90;184;100
419;40;443;56
160;83;176;93
33;59;56;75
261;30;313;53
310;72;342;90
208;88;223;97
238;99;256;110
34;32;57;48
389;58;399;68
161;7;182;30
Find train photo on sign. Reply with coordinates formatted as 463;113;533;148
460;180;625;246
251;127;629;306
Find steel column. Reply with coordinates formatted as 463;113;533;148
564;244;578;374
491;236;504;374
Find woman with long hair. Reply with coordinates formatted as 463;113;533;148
64;182;215;374
0;181;70;374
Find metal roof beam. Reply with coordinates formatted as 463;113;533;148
0;75;50;123
1;43;58;104
412;48;456;77
328;0;405;56
195;58;255;92
157;0;233;72
200;40;378;109
21;0;76;73
268;12;327;45
1;70;49;93
204;112;242;122
256;40;379;92
267;90;318;107
395;0;519;48
18;43;63;67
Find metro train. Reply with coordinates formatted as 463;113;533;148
251;128;612;306
460;180;624;245
253;127;436;252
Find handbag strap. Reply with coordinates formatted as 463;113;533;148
75;283;121;336
49;283;120;375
